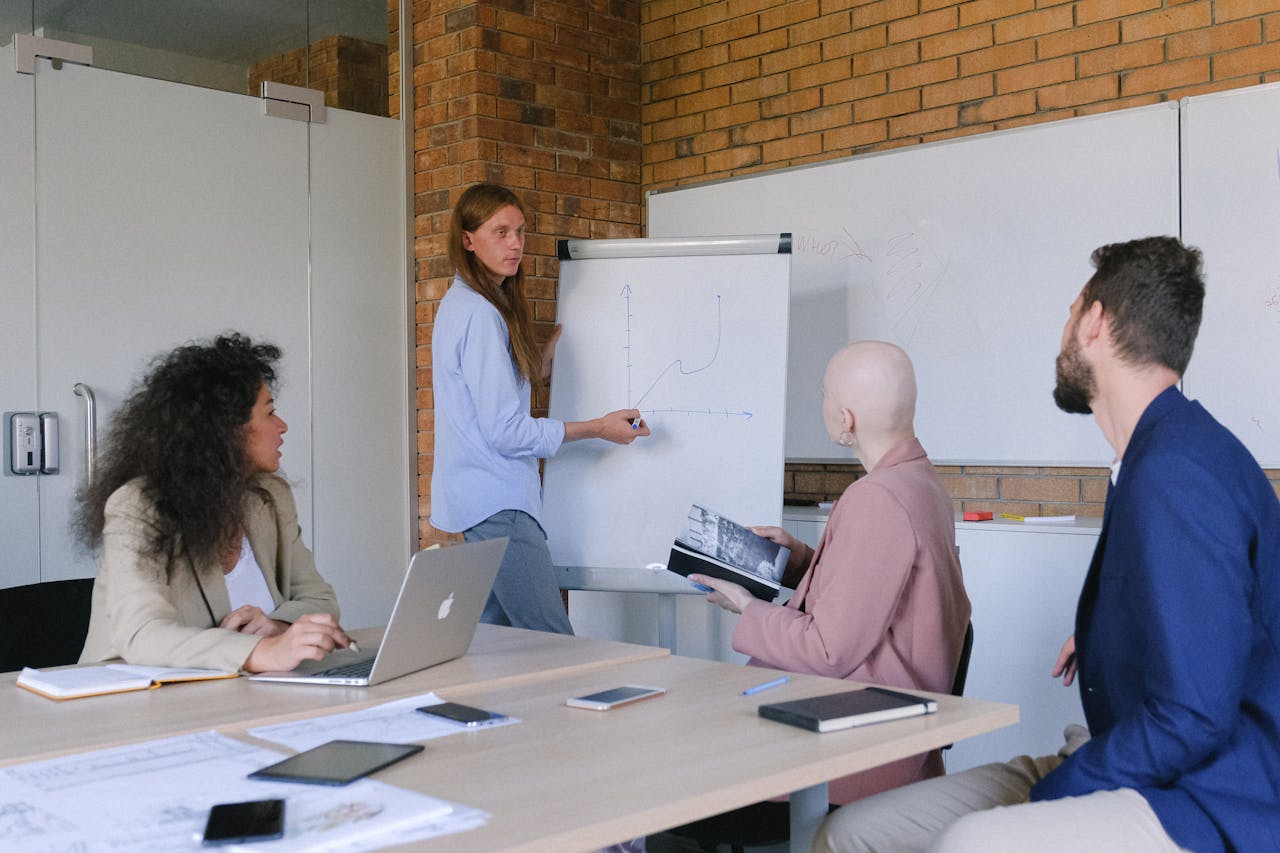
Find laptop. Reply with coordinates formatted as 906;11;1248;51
249;537;507;686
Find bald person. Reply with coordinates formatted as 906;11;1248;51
693;340;972;804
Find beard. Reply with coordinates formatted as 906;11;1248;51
1053;336;1095;415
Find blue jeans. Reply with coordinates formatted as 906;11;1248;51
464;509;574;635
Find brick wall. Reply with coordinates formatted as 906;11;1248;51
411;0;643;545
641;0;1280;515
405;2;1280;540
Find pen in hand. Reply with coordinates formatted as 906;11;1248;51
743;675;789;696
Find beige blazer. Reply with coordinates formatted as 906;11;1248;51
80;474;339;672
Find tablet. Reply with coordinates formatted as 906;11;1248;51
248;740;424;786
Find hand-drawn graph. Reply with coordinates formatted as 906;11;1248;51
621;284;754;422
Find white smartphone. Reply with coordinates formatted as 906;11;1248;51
565;685;666;711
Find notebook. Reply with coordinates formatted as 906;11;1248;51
757;686;938;733
249;537;507;686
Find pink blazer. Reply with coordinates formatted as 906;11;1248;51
734;437;971;804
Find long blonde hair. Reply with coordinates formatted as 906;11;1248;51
448;183;541;384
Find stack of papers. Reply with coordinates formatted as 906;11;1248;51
0;730;486;852
0;691;511;850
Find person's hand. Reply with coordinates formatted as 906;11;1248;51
242;613;353;673
540;323;563;382
220;605;287;638
1052;634;1077;686
598;408;650;443
750;525;809;574
690;574;755;615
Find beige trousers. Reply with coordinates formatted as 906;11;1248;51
814;726;1186;853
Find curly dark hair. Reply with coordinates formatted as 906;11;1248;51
74;332;282;572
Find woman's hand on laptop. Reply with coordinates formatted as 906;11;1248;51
242;613;353;673
220;605;287;638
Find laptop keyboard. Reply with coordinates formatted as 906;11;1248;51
317;658;374;679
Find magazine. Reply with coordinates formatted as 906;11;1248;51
666;504;790;600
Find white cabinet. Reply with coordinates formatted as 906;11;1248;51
783;507;1097;771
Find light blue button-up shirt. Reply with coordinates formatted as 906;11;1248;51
429;276;565;533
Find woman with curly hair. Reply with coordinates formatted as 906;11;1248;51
76;333;353;673
431;183;650;634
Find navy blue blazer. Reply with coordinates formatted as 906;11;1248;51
1031;387;1280;852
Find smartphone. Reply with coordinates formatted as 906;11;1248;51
248;740;424;786
416;701;507;726
201;798;285;846
565;685;666;710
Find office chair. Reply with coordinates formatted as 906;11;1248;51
666;622;975;853
0;578;95;672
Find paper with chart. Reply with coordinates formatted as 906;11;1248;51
0;730;485;852
249;691;520;752
543;250;790;571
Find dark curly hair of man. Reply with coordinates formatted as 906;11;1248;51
74;332;282;573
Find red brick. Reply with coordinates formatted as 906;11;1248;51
763;131;824;162
1077;39;1166;77
1077;0;1162;25
889;55;959;90
1121;2;1212;41
1038;73;1120;109
888;7;959;43
790;103;854;134
823;119;889;150
959;0;1034;27
1121;56;1210;94
854;41;921;75
1215;0;1280;23
923;72;994;107
1037;21;1119;59
959;40;1036;75
855;88;922;121
1168;19;1263;60
823;72;889;102
1213;41;1280;78
958;90;1035;123
889;103;958;136
994;6;1074;43
853;0;920;29
995;55;1074;93
920;25;994;60
760;0;822;31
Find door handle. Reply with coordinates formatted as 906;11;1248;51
73;383;97;487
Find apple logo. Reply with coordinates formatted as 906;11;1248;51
437;592;454;621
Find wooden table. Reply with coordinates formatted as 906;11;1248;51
0;624;668;763
247;655;1016;852
3;629;1017;852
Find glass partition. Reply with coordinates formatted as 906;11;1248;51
2;0;389;116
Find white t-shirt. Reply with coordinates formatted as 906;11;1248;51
224;536;275;614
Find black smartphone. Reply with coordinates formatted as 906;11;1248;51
248;740;424;786
416;701;507;726
201;798;285;846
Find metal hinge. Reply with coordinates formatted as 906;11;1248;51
13;33;93;74
261;81;326;124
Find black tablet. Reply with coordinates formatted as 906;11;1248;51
248;740;424;786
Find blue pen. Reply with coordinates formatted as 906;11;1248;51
742;675;789;696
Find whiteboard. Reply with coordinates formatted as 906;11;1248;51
649;104;1180;464
543;249;790;571
1181;82;1280;467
